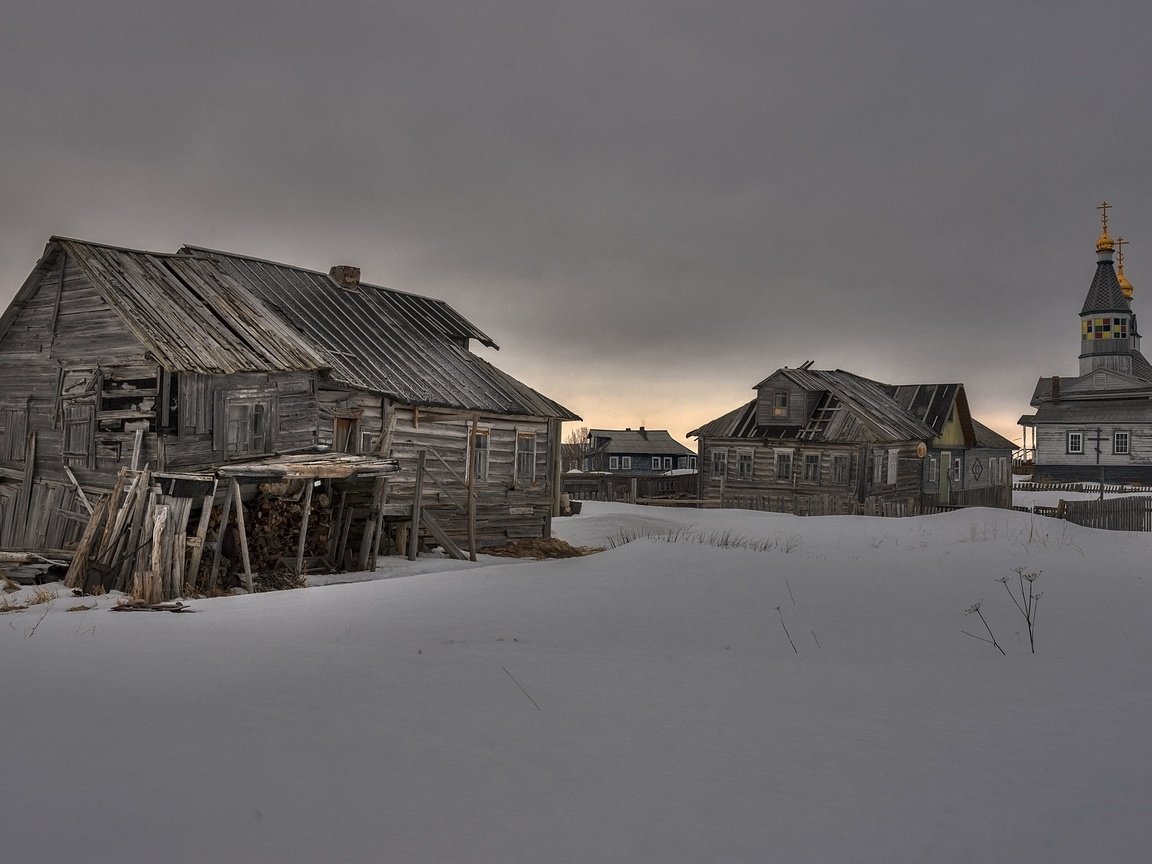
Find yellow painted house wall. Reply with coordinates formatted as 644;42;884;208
932;399;966;447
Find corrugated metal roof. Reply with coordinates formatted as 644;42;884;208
52;238;576;419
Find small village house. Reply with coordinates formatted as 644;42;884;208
691;363;1013;515
581;427;697;474
0;237;578;590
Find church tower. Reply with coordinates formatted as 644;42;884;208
1079;201;1138;375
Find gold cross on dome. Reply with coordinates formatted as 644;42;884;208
1098;200;1113;233
1116;235;1129;265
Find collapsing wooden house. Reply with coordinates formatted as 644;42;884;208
690;365;1014;515
0;237;578;593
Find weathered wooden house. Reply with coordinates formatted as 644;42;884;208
690;364;1013;514
1020;211;1152;483
0;237;578;577
582;427;697;474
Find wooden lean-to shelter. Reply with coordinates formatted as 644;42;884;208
0;237;578;595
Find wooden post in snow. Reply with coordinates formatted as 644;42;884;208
467;415;478;561
294;479;314;576
230;479;254;593
407;450;426;561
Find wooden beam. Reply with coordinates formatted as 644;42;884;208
467;416;478;562
229;478;254;593
184;480;218;595
63;466;94;515
294;480;314;575
420;510;467;560
407;450;426;561
207;477;234;591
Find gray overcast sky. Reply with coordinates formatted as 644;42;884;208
4;0;1152;443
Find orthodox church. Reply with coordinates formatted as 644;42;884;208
1021;204;1152;482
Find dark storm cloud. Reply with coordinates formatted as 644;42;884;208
4;1;1152;439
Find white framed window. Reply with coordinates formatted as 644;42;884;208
621;456;632;470
887;449;899;485
663;456;673;470
609;455;619;470
689;456;697;470
774;449;793;481
1067;431;1083;454
1114;431;1130;455
873;452;884;484
515;432;537;482
471;428;490;481
952;458;962;482
831;454;849;484
927;455;938;484
737;449;754;479
710;448;728;478
773;391;789;417
651;456;661;470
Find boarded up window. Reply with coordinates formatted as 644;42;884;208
2;405;28;462
62;401;96;469
515;432;537;482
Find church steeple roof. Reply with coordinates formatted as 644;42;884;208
1081;202;1131;315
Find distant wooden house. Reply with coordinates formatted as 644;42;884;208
1020;212;1152;483
0;237;578;577
690;365;1013;514
582;427;697;474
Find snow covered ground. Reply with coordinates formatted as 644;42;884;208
3;502;1150;863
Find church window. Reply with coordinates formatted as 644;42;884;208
1114;431;1130;455
1067;431;1083;454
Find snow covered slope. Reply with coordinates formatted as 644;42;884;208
3;503;1149;863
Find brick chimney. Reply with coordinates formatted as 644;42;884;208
1051;376;1061;399
329;265;361;290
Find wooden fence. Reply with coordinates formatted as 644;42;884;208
1013;496;1152;532
563;473;697;503
1014;481;1152;494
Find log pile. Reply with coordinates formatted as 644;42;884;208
64;468;206;602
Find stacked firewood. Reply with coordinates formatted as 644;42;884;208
246;485;332;571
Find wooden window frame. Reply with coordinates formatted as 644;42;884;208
887;449;899;485
831;454;849;484
62;400;96;470
1113;430;1130;455
651;456;661;470
736;449;754;480
803;452;821;483
621;456;632;470
1067;431;1083;455
609;455;620;470
774;449;793;482
515;431;537;483
215;389;277;460
772;391;789;417
471;427;491;482
710;448;728;478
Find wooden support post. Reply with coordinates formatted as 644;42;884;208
407;450;427;561
229;479;254;593
208;478;235;591
295;480;315;575
184;480;219;595
357;476;384;571
16;432;36;544
467;417;478;562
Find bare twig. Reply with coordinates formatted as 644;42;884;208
501;665;541;711
775;606;798;654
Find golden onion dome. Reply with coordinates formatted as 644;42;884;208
1118;264;1134;300
1097;229;1115;253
